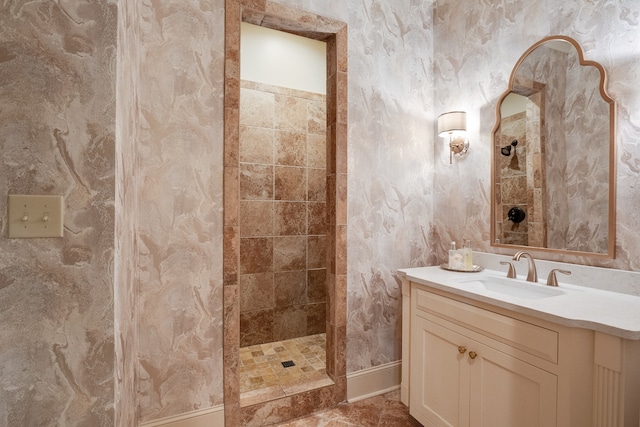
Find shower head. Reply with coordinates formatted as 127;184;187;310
500;139;518;156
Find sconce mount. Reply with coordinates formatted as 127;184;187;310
449;136;469;161
437;111;469;164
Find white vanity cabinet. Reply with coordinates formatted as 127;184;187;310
412;315;557;427
403;279;595;427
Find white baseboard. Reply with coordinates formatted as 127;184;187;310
346;360;402;402
138;361;402;426
139;404;224;427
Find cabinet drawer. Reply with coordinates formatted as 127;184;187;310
415;288;558;364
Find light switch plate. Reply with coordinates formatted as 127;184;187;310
8;195;64;238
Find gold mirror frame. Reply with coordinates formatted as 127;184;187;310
490;35;616;259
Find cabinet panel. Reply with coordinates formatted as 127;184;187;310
469;340;557;427
411;311;557;427
411;316;469;427
415;289;558;364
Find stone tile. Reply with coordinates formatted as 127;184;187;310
276;131;307;166
240;87;274;128
240;237;273;274
271;390;420;427
274;270;307;307
273;305;307;341
307;303;326;335
275;166;306;201
502;176;527;204
240;309;274;347
307;133;326;168
240;125;274;164
240;385;286;407
224;166;239;226
308;168;326;202
273;236;306;271
307;235;327;269
274;202;307;236
240;272;274;313
275;94;307;133
281;376;333;397
307;269;326;303
308;202;327;235
336;173;347;225
240;163;273;200
307;99;327;135
239;200;273;237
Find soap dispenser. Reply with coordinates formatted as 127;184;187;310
448;241;464;270
463;240;473;271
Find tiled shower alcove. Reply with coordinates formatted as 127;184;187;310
239;80;328;347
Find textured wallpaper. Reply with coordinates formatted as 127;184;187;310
432;0;640;271
4;0;640;425
133;0;225;422
345;0;436;371
0;1;117;425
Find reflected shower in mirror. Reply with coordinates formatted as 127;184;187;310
491;36;616;258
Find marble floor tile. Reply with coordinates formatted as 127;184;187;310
272;390;422;426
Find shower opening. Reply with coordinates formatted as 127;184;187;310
237;23;330;406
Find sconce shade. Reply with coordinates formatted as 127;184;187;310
437;111;467;137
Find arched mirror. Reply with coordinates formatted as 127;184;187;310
491;36;616;258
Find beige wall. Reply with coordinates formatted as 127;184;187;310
3;0;640;425
0;1;117;425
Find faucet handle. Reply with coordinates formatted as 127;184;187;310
546;269;571;287
499;261;517;279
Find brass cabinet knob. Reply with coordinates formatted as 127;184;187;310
458;346;467;354
468;351;478;360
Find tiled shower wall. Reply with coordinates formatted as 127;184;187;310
239;80;327;347
496;107;546;248
497;111;531;246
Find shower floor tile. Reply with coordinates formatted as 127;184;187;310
239;333;332;406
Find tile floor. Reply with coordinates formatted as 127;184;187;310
240;333;333;407
272;390;422;426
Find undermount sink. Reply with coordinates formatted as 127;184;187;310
456;276;566;300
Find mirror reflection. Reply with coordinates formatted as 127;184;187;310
492;36;615;257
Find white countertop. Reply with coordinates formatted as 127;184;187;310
399;266;640;340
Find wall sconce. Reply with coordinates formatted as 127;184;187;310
437;111;469;164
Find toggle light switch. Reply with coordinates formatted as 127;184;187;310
8;195;64;238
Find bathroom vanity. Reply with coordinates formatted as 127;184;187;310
400;266;640;427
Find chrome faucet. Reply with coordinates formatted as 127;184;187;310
512;251;537;282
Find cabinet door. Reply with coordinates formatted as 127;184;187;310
468;340;557;427
411;316;470;427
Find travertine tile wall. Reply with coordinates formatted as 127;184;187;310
496;91;546;249
497;111;530;246
224;3;348;425
239;80;327;347
115;1;140;425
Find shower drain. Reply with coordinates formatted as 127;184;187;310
281;360;295;368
